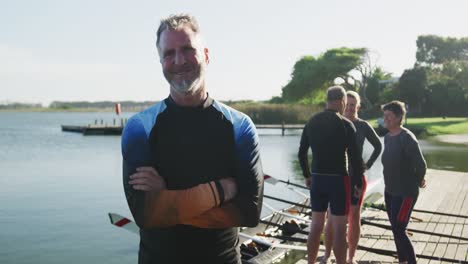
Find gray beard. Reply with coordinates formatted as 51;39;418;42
170;65;206;94
171;76;203;94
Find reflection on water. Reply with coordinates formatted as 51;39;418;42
419;139;468;172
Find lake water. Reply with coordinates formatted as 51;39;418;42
1;112;467;264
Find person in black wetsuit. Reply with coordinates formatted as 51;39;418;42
298;86;364;264
121;14;264;264
323;90;382;264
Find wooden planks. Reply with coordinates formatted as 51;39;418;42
295;169;468;264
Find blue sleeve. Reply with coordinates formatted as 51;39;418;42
121;116;152;227
233;116;264;227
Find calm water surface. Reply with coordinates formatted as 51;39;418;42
1;112;467;264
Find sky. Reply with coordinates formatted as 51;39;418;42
1;0;467;106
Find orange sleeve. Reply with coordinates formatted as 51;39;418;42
143;181;221;228
181;202;243;228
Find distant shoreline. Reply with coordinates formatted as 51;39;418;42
2;109;467;141
0;108;131;113
0;107;115;113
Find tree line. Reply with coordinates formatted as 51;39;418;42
49;101;159;111
275;35;468;117
0;102;43;110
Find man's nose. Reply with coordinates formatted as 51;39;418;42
174;52;186;65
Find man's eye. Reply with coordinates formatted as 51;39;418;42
164;51;174;58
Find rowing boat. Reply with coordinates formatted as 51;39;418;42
108;174;385;263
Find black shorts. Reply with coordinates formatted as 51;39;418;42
309;174;350;216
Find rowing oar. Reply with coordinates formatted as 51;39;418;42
108;213;139;234
361;219;468;242
257;225;468;263
256;233;308;243
363;203;423;222
108;213;466;262
366;203;468;219
263;202;311;223
108;213;307;251
265;174;468;220
264;195;468;242
264;194;310;210
266;177;417;223
264;174;309;190
255;229;399;259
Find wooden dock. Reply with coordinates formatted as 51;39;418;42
296;169;468;263
255;124;304;136
61;123;304;136
62;118;127;135
61;125;123;135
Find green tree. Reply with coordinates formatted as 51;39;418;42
397;67;427;113
424;57;468;116
416;35;468;65
281;56;321;101
426;82;448;115
281;47;367;102
365;67;393;105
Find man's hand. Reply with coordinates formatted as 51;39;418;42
420;179;426;188
305;177;311;188
353;185;363;199
129;167;166;192
219;177;237;202
365;162;373;170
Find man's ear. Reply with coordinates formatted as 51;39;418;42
204;48;210;64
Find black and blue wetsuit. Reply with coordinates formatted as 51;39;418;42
298;109;364;215
121;95;264;264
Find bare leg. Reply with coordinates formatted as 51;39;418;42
323;209;333;262
329;214;348;264
347;205;361;263
307;211;326;264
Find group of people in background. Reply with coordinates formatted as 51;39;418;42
122;13;427;264
299;86;427;264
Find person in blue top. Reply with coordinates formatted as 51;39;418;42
121;14;264;264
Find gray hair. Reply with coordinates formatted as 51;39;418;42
346;90;361;106
382;100;406;124
156;14;201;49
327;86;346;102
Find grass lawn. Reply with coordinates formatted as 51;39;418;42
368;117;468;136
406;117;468;136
